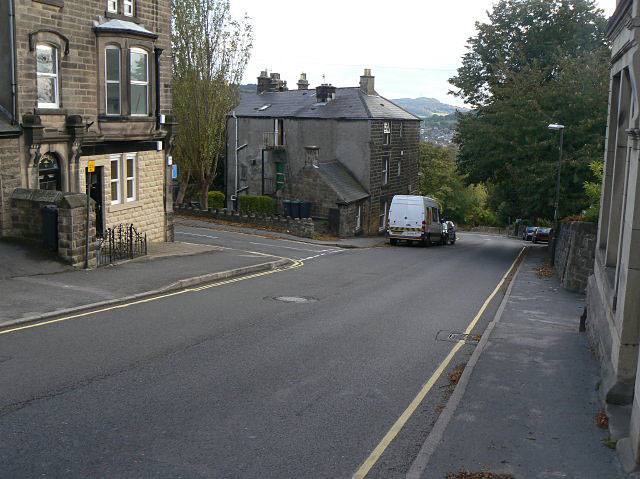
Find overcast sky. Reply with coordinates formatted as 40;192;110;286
230;0;615;107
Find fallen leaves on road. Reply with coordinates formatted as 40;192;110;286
596;411;609;429
446;472;515;479
602;438;617;449
448;364;466;388
472;334;482;341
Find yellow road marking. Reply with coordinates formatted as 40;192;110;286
0;258;303;336
352;247;526;479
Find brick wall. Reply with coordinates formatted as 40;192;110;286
554;221;597;293
0;137;22;236
368;119;420;233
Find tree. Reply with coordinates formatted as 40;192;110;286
450;0;609;221
172;0;253;207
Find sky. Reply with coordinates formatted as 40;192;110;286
230;0;616;107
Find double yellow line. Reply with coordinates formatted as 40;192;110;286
352;247;526;479
0;257;303;337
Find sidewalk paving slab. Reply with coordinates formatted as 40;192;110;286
410;248;627;479
0;242;289;328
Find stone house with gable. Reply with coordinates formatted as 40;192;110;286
587;0;640;471
0;0;176;244
225;69;420;237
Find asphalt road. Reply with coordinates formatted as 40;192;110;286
0;226;525;478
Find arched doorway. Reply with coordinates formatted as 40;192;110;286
38;153;61;191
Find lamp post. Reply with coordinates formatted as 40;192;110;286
548;123;564;222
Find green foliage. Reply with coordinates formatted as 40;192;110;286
583;159;603;222
238;195;275;215
451;0;609;222
418;142;501;226
207;190;225;209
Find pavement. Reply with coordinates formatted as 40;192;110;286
407;247;627;478
0;237;290;328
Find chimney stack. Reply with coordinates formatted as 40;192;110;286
297;73;309;90
359;68;375;95
315;83;336;103
257;71;289;93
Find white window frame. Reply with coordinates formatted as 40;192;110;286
110;155;121;205
125;153;137;202
382;154;389;185
274;118;284;146
123;0;134;16
105;46;121;115
130;48;148;116
379;200;387;231
383;121;391;145
107;0;117;13
36;44;59;109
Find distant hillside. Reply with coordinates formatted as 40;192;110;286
238;84;257;94
391;97;468;118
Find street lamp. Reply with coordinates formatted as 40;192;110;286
548;124;564;222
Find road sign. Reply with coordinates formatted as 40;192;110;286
87;160;95;173
172;164;177;179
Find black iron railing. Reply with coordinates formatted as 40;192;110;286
97;224;147;265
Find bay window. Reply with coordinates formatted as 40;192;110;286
130;48;148;115
105;46;121;115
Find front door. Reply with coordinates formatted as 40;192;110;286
86;167;104;237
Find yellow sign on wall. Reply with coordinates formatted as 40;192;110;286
87;160;95;173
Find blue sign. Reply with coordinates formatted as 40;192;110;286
172;164;178;179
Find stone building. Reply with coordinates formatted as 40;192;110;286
586;0;640;470
0;0;176;243
226;69;420;237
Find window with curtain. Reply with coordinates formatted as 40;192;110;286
36;44;59;108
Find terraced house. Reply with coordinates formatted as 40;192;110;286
0;0;176;243
226;69;420;237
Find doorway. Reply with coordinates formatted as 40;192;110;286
86;167;104;237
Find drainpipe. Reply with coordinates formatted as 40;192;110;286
9;0;17;123
232;110;238;210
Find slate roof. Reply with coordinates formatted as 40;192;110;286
94;19;158;39
232;87;420;121
0;115;20;137
315;161;370;204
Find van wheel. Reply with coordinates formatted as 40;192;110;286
450;238;456;245
390;238;397;245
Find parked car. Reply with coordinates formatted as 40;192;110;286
523;226;537;241
387;195;444;246
532;227;551;243
441;220;456;245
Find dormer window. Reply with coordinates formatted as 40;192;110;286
36;44;59;108
123;0;134;16
107;0;117;13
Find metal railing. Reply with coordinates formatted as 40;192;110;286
97;223;147;265
263;131;285;149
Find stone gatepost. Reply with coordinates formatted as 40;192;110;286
57;193;97;268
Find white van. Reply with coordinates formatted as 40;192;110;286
387;195;443;246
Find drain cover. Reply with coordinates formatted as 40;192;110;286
272;296;317;303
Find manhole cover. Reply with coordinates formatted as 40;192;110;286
272;296;317;303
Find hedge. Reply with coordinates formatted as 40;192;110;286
238;195;275;215
208;191;225;209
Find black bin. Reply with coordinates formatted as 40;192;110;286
299;202;311;218
283;200;293;217
40;205;58;252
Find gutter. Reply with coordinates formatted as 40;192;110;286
9;0;17;124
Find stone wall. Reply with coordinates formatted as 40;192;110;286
78;150;167;243
176;206;315;238
0;137;22;237
466;226;512;236
553;221;597;293
9;188;96;267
